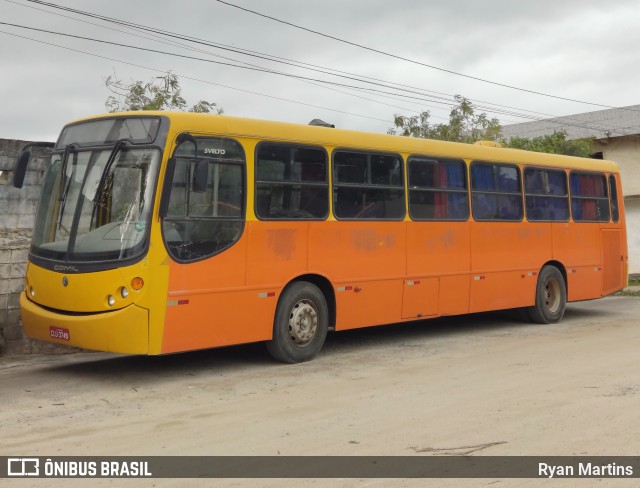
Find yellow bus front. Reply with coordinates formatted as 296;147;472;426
19;115;171;354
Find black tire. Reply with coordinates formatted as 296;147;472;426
265;281;328;363
526;265;567;324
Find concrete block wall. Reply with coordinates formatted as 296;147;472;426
0;239;30;354
0;138;52;231
0;138;69;355
0;235;81;356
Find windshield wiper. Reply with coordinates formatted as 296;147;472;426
97;138;131;191
89;139;131;229
58;143;77;202
57;143;78;234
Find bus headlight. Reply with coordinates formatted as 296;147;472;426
121;287;129;298
107;295;115;306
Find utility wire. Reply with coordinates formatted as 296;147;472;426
4;0;432;116
1;20;628;136
19;0;638;137
0;21;506;117
214;0;635;113
0;29;393;125
17;0;614;123
4;0;481;120
4;26;635;141
7;1;639;137
0;21;477;111
17;1;485;106
14;0;477;119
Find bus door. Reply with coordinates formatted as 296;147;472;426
601;175;625;294
602;229;624;294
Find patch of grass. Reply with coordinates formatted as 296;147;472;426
627;274;640;286
617;290;640;297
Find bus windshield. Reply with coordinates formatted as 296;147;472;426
31;144;160;264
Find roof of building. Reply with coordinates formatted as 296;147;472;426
501;104;640;141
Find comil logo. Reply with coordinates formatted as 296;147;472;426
8;458;39;476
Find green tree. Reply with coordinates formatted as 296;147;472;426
391;95;595;157
504;130;593;158
390;95;502;143
104;72;223;114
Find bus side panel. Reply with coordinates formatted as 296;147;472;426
246;221;309;286
552;223;603;301
335;280;404;330
470;271;537;312
470;222;551;312
406;221;471;316
161;289;275;353
308;221;405;330
309;221;406;281
401;278;439;319
438;275;471;316
167;234;248;291
162;233;267;353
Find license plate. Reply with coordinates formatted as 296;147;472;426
50;326;70;341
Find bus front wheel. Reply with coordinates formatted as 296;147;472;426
526;265;566;324
266;281;328;363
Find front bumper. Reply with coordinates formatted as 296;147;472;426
20;292;149;354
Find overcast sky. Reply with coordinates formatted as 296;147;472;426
1;0;639;141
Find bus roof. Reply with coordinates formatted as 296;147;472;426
71;111;620;173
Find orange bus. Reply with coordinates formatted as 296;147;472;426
13;112;628;362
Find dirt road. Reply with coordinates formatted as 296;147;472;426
2;296;639;486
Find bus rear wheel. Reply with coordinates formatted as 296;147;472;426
526;265;567;324
266;281;328;363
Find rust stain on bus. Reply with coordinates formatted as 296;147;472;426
267;228;297;260
350;228;395;252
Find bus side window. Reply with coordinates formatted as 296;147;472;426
524;167;569;222
569;172;610;222
255;143;328;220
470;162;523;221
333;151;405;220
609;175;619;223
162;137;245;262
408;156;468;221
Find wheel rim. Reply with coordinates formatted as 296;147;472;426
288;299;318;347
544;278;561;313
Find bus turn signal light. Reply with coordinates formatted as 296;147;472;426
131;277;144;290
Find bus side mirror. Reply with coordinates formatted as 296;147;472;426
12;141;55;189
192;160;209;193
13;150;32;189
159;157;176;218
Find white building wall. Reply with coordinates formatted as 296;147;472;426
592;136;639;275
594;137;640;197
625;199;640;275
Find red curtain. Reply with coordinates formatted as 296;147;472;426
579;175;597;220
434;164;448;218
